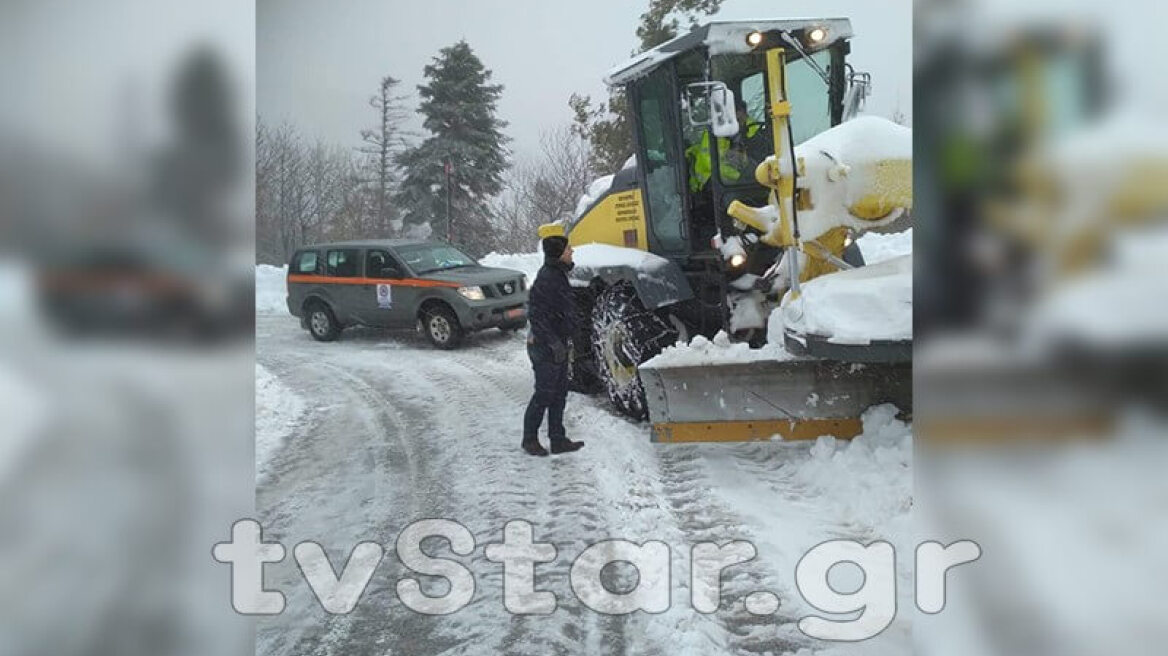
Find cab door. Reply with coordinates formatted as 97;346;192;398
356;248;412;328
630;64;690;258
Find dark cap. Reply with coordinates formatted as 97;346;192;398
542;235;569;259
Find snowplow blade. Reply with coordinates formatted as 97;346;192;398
640;358;911;443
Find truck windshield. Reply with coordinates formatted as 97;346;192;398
397;244;477;274
710;49;835;187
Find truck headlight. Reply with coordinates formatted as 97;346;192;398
728;253;747;268
457;286;485;301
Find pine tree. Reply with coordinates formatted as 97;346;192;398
394;41;509;256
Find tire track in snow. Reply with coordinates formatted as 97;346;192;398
258;338;474;656
255;318;837;655
652;444;808;654
410;351;635;656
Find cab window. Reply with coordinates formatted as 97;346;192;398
784;50;832;144
293;250;319;274
741;72;767;124
325;249;360;277
635;66;687;254
366;250;403;279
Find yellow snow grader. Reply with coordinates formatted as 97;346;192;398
538;19;913;442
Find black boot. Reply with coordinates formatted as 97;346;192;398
550;439;584;454
522;438;549;457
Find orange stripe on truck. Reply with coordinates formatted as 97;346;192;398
287;274;461;288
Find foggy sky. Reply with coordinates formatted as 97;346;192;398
258;0;912;165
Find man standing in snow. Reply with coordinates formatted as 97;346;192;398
522;236;585;456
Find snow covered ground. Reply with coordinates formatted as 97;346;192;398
0;361;48;483
254;247;913;654
255;362;304;483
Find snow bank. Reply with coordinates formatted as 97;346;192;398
779;254;912;345
256;265;288;315
255;363;304;482
573;243;670;271
857;228;912;264
786;405;912;534
699;404;913;653
479;251;543;282
574;174;615;218
643;330;797;369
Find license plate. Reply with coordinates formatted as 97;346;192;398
505;308;524;319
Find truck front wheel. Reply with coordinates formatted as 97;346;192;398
590;282;677;420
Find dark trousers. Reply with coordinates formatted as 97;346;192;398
523;342;568;443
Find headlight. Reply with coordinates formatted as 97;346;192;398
457;286;485;301
728;253;747;268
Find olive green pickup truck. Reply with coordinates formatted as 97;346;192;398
286;240;528;348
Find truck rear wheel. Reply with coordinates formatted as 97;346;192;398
306;301;341;342
590;282;677;420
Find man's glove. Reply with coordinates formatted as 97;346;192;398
550;340;569;364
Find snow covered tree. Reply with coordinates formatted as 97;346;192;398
569;0;723;177
394;41;509;256
569;91;631;177
636;0;723;50
492;126;593;253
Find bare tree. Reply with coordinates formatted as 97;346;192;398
359;76;411;237
256;117;377;263
524;127;594;224
489;125;594;254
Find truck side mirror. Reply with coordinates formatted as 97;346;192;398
684;82;740;138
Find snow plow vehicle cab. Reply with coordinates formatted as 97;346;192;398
539;20;914;441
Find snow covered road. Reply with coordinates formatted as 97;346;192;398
255;315;912;656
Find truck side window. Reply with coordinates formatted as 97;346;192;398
365;250;402;279
293;251;319;275
325;249;360;277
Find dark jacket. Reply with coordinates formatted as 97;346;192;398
527;258;577;347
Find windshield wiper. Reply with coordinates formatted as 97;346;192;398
417;264;474;274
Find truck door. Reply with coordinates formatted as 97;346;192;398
322;248;363;324
631;65;690;258
356;248;413;328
